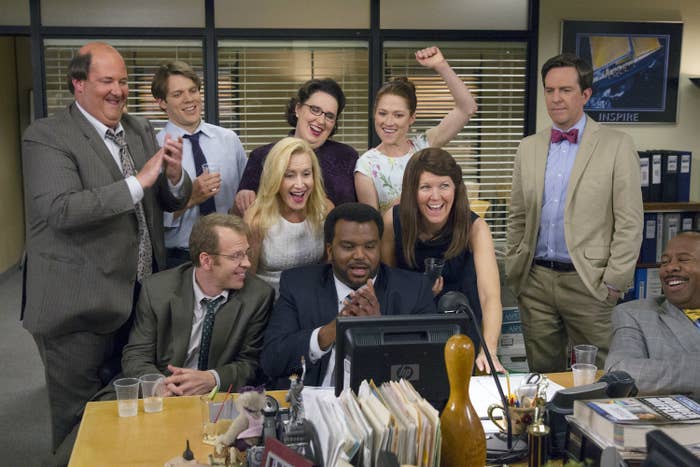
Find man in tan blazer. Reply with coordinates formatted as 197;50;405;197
505;53;643;373
22;42;191;460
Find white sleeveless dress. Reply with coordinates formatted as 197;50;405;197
256;216;324;296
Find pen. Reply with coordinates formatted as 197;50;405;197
505;371;512;402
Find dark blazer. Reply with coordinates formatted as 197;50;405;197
21;103;192;337
605;297;700;400
121;264;274;391
261;263;436;386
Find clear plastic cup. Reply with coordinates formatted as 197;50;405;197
424;257;445;282
139;374;165;413
572;363;597;386
574;344;598;365
113;378;140;417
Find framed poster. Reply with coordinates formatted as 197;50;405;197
562;20;682;123
262;438;314;467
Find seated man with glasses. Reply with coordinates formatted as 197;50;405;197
120;213;274;395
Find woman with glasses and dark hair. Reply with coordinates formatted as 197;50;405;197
234;78;358;216
355;46;477;213
244;137;332;296
381;148;504;373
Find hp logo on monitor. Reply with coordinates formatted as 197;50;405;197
391;364;419;381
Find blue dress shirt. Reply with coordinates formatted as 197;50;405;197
534;114;587;262
159;121;247;249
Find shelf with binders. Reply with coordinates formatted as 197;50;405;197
643;202;700;213
639;203;700;265
627;202;700;303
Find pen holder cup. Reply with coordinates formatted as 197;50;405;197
200;396;236;445
487;404;535;435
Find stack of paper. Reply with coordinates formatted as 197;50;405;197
469;375;564;418
302;379;441;467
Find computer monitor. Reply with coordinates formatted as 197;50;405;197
642;430;700;467
334;313;471;410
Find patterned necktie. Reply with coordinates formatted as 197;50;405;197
684;309;700;330
198;296;225;370
105;128;153;281
550;128;579;144
183;132;216;215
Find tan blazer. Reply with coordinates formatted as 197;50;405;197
22;103;192;337
505;117;643;300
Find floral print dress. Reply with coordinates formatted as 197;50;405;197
354;133;428;213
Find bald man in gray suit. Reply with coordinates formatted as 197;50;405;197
22;42;191;459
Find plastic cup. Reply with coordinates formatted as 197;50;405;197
424;257;445;282
516;383;539;408
574;344;598;365
572;363;597;386
139;374;165;413
113;378;140;417
200;395;236;445
202;163;220;174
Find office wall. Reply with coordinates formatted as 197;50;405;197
538;0;700;201
0;37;25;273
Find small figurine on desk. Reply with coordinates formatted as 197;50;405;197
163;439;209;467
215;385;266;465
287;357;306;426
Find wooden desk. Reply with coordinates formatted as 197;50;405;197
70;374;577;466
69;390;287;467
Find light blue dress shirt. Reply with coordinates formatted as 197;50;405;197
534;114;587;262
158;121;247;249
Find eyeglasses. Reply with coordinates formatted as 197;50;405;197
302;104;337;122
209;248;252;263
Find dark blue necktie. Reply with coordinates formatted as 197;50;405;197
198;296;225;370
183;132;216;215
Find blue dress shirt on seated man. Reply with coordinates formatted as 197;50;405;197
261;203;436;387
151;61;247;268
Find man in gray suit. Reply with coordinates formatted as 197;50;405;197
121;213;274;395
22;42;191;457
605;231;700;399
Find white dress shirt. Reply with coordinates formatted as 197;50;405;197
309;275;376;387
159;120;247;249
185;269;230;389
75;102;184;204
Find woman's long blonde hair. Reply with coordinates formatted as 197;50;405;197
246;137;328;236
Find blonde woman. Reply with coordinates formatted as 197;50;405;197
244;137;333;295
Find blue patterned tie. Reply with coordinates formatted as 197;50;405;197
198;296;225;370
183;132;216;215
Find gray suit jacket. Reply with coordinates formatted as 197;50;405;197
21;103;192;337
505;117;643;300
121;264;274;391
605;297;700;399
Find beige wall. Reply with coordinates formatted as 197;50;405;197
538;0;700;201
0;37;25;273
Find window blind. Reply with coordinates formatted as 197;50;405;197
383;42;527;244
217;40;369;155
43;39;204;132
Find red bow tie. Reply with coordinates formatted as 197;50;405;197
551;128;579;144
